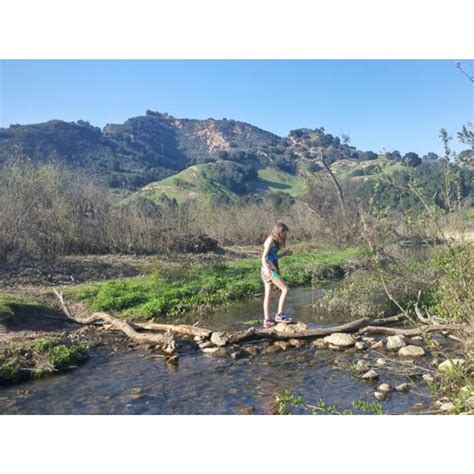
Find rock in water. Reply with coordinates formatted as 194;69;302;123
230;350;247;360
422;374;435;384
242;345;259;357
395;383;411;393
323;333;355;348
377;383;392;394
263;345;281;354
374;391;386;401
385;335;406;351
398;345;425;358
210;331;229;347
273;341;290;351
202;347;227;356
355;340;368;350
288;338;306;348
274;322;308;333
437;359;466;373
361;369;379;380
370;340;384;349
439;402;455;413
375;358;387;367
312;339;328;349
354;359;370;374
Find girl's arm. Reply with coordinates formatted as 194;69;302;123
261;237;274;271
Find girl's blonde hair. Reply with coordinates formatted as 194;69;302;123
270;222;289;249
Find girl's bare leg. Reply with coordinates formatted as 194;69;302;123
272;277;289;314
263;282;273;320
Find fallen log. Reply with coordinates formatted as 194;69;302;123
52;289;176;354
358;324;465;337
133;321;211;339
216;317;373;345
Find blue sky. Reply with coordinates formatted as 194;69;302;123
1;60;472;155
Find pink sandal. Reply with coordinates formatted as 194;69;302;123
263;319;276;329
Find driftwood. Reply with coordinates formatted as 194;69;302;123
52;288;465;356
134;321;211;338
53;289;176;354
358;324;465;337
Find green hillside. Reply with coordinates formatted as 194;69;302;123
133;164;310;204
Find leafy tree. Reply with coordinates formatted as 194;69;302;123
402;152;422;167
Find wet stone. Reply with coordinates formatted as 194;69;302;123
230;350;248;361
288;338;306;348
361;369;379;380
242;345;259;357
395;383;411;393
312;339;328;349
274;322;308;333
237;405;256;415
273;341;290;351
210;331;229;347
355;341;368;350
370;340;384;350
263;345;282;354
354;359;370;374
398;345;425;358
385;335;406;351
374;391;386;401
202;347;227;356
323;333;355;348
377;383;392;394
375;358;387;367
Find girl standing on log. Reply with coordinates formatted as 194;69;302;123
261;222;293;328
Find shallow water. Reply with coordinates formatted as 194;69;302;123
0;286;435;415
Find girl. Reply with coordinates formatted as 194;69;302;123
260;222;293;328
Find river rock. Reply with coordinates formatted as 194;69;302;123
395;383;411;393
374;391;386;401
398;345;425;358
437;359;466;373
411;336;424;342
263;345;281;354
361;369;379;380
377;383;392;394
355;341;368;350
237;405;256;415
370;340;384;349
375;358;387;367
273;341;290;351
354;359;370;373
386;335;406;351
198;341;213;349
288;338;306;348
422;373;435;384
362;336;376;344
202;347;227;356
210;331;229;347
323;333;355;348
242;345;259;357
312;338;328;349
274;322;308;333
230;350;248;360
438;402;455;413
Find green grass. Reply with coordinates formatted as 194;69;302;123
130;164;309;204
134;164;238;204
255;167;307;197
66;246;367;320
0;339;89;386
